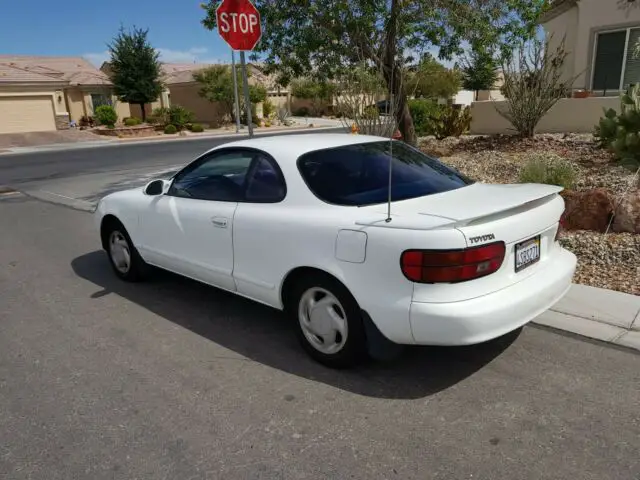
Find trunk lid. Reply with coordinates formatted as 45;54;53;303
359;183;567;303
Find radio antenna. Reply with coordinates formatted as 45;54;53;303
385;61;395;223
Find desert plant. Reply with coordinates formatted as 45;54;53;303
408;99;440;136
190;123;204;133
430;105;472;140
149;107;170;126
95;105;118;128
333;64;400;138
167;105;195;131
276;108;291;124
263;99;275;118
164;124;178;134
518;153;577;189
594;84;640;168
499;35;574;137
124;117;141;126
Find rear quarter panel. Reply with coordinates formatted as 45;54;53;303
232;203;467;344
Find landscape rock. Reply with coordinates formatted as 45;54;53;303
612;191;640;234
560;188;615;233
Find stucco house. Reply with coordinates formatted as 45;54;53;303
542;0;640;94
0;55;129;134
101;61;289;126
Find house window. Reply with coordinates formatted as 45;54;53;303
91;93;112;109
592;27;640;91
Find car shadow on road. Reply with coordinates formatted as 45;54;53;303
71;251;520;400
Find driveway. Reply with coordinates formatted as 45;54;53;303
0;194;639;479
0;129;107;150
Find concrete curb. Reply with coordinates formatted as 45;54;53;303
533;284;640;352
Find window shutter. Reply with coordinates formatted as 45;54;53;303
623;28;640;89
592;31;626;91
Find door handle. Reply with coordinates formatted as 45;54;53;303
211;217;228;228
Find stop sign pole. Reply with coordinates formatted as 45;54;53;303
216;0;262;138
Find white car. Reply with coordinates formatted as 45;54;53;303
95;133;577;368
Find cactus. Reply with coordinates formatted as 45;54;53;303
593;84;640;168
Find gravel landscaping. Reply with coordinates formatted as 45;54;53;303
420;134;640;296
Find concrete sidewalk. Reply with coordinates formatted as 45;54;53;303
535;284;640;350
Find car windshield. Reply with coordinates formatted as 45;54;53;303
297;141;473;206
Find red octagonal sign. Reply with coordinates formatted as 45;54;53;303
216;0;262;51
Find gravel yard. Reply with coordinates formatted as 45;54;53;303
420;134;640;296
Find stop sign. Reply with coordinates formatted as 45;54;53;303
216;0;262;51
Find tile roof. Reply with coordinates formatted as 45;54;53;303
0;63;66;83
0;55;111;86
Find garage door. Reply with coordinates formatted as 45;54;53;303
0;96;56;134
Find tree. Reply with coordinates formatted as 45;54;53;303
461;48;500;100
201;0;545;145
290;78;336;116
193;65;267;122
498;35;573;137
408;54;461;100
107;27;163;122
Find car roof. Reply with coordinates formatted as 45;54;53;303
210;133;392;160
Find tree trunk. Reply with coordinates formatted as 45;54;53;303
139;103;147;122
381;0;416;145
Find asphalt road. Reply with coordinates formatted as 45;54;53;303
1;194;639;480
0;128;344;186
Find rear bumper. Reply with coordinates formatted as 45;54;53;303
409;248;577;345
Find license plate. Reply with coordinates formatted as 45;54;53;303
515;236;541;272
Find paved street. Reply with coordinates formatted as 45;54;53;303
0;128;344;187
0;192;639;479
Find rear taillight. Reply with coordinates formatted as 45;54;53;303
400;242;506;283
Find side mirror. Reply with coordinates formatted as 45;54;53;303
144;179;170;196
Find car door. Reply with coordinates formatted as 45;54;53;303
231;153;289;306
137;149;255;291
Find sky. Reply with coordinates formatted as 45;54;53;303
0;0;233;66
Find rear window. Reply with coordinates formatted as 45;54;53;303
297;141;473;206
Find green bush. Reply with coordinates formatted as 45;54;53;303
190;123;204;133
124;117;141;126
164;124;178;134
430;105;472;140
594;84;640;168
263;99;275;118
168;105;195;131
363;106;379;120
518;153;577;190
408;99;440;136
95;105;118;128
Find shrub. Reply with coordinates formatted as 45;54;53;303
190;123;204;133
124;117;141;126
293;106;309;117
363;106;379;120
408;99;440;136
594;84;640;168
164;124;177;134
263;99;275;118
168;105;195;131
149;107;170;126
276;108;291;124
430;105;472;140
95;105;118;128
518;153;577;190
79;115;94;128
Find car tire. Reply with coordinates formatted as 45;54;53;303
289;272;368;369
104;220;149;282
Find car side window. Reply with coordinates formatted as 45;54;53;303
168;151;254;202
245;155;286;202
